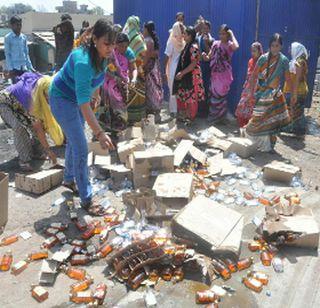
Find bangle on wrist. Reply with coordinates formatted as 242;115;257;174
95;130;104;139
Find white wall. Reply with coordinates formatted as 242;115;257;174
20;12;113;34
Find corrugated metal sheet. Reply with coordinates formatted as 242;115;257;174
114;0;320;110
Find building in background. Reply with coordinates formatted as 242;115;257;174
56;1;78;14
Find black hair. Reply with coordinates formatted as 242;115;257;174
185;26;196;43
144;21;160;50
204;20;211;29
61;14;72;21
87;19;116;72
116;32;129;44
113;24;123;33
176;12;184;19
82;20;89;27
220;24;230;33
10;15;22;25
266;33;283;78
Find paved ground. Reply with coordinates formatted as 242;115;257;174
0;98;320;308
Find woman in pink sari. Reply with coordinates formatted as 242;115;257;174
104;33;138;130
203;24;239;123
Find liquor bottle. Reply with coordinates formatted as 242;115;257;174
93;283;107;305
70;290;94;304
149;269;159;282
161;267;173;281
196;290;219;304
70;276;94;293
212;259;231;280
81;224;96;240
248;241;261;252
31;285;49;302
253;235;266;245
50;222;68;231
64;266;87;280
266;244;279;257
71;239;86;249
223;258;237;273
271;195;281;205
45;228;59;237
242;277;263;293
247;271;269;285
174;249;186;266
70;255;91;266
28;250;49;261
97;244;113;258
173;267;184;282
75;220;87;231
129;271;147;290
41;236;58;249
0;250;13;271
237;257;254;271
11;260;28;275
258;197;271;206
0;234;18;246
260;249;272;266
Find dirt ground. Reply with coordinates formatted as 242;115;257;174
0;95;320;308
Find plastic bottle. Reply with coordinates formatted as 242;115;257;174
0;235;18;246
0;250;13;271
242;277;263;293
237;257;254;271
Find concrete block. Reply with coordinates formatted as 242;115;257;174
153;173;193;208
263;161;300;183
173;139;194;166
263;206;319;249
15;169;63;195
225;137;257;158
118;127;143;141
172;195;243;255
117;138;144;165
132;144;174;188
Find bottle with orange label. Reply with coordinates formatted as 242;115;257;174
242;277;263;292
223;258;237;273
28;250;49;262
81;224;96;240
260;249;272;266
97;243;113;259
0;250;13;271
63;266;87;280
0;235;18;246
195;290;219;304
247;271;269;285
212;259;231;280
237;257;254;271
70;290;94;304
248;241;261;252
128;271;147;290
70;276;94;293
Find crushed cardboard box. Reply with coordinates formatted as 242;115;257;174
0;172;8;230
263;161;300;183
174;140;194;166
189;146;207;165
208;126;227;139
153;173;193;208
225;137;257;158
208;153;239;176
132;144;174;188
117;138;144;166
172;195;244;256
15;169;63;195
207;137;232;152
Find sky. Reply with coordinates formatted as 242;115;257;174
4;0;114;14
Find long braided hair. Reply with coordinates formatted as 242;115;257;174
266;33;283;78
144;21;160;50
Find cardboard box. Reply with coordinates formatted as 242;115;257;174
118;127;143;141
208;153;239;176
207;137;232;152
15;169;63;195
263;161;300;183
94;155;112;167
225;137;257;158
174;139;194;166
132;144;174;188
208;126;227;139
0;172;8;229
109;164;133;189
153;173;193;208
117;138;144;166
172;195;244;256
88;142;109;156
263;206;319;249
189;145;207;165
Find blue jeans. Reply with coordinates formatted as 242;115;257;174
49;95;92;203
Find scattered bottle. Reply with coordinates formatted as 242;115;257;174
75;220;87;231
81;224;96;240
129;271;147;290
258;197;271;206
161;267;173;281
31;285;49;302
0;250;13;271
212;259;231;280
70;276;94;293
149;269;159;282
266;244;279;257
93;283;107;305
50;222;68;231
248;241;261;252
64;266;87;280
242;277;263;293
0;234;18;246
41;236;58;249
237;257;254;271
99;228;110;243
260;249;272;266
97;243;113;258
70;290;94;304
271;195;281;205
196;290;219;304
70;254;91;266
253;235;266;245
45;228;59;237
247;271;269;285
28;250;48;261
11;260;28;275
173;267;184;282
223;258;238;273
272;257;284;273
71;239;86;248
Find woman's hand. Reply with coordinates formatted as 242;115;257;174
290;94;297;105
227;29;234;37
46;149;57;165
90;95;101;110
175;72;183;80
202;52;209;61
97;131;115;150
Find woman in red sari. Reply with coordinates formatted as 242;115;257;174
235;42;263;135
173;26;205;123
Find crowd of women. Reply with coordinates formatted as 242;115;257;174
0;15;310;214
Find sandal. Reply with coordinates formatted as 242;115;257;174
62;182;79;196
81;199;108;217
19;162;33;172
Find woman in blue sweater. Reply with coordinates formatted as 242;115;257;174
49;19;115;212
